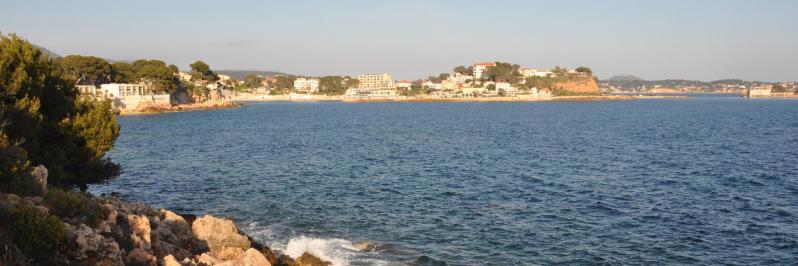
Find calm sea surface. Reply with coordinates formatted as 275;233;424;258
91;97;798;265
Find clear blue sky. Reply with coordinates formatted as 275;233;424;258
2;0;796;81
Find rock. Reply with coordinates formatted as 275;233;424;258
295;252;331;266
66;223;103;260
163;255;182;266
354;240;377;252
216;246;246;260
214;248;271;266
128;214;152;250
158;209;193;246
30;164;48;195
126;248;156;266
192;215;251;253
276;255;298;266
198;252;225;265
98;237;124;266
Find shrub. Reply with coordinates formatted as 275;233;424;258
4;204;65;263
44;188;109;227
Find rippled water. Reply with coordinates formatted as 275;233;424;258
91;97;798;265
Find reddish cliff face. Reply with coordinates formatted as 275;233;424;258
554;77;600;94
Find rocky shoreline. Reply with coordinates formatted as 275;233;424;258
119;101;241;116
0;191;330;266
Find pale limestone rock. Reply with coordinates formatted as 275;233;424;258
215;248;271;266
30;164;47;195
198;252;225;265
157;209;193;246
163;255;182;266
216;246;246;260
192;215;251;253
68;224;103;260
128;214;152;250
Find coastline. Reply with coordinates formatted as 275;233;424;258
232;93;688;103
118;101;241;116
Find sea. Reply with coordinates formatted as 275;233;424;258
90;95;798;265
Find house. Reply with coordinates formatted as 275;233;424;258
395;80;412;89
423;81;443;90
293;78;320;93
94;83;171;110
520;68;553;77
472;62;496;79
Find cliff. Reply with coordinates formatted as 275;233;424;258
552;77;600;95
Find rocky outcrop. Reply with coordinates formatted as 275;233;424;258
295;252;332;266
553;77;600;94
0;190;331;266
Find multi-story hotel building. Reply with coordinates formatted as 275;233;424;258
472;62;496;79
345;73;398;99
357;73;396;90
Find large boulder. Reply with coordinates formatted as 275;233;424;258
128;214;152;251
157;209;193;246
192;215;251;253
211;248;271;266
29;165;48;195
295;252;331;266
126;248;156;266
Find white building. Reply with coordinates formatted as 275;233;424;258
293;78;320;93
520;68;553;77
472;62;496;79
449;73;474;84
177;72;193;82
357;73;396;90
423;81;443;90
217;74;232;83
345;73;398;99
395;80;412;89
91;83;171;110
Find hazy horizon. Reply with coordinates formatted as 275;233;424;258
2;0;796;81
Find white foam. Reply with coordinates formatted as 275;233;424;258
284;236;359;266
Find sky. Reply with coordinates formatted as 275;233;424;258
2;0;797;81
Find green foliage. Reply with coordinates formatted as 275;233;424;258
4;204;65;262
270;76;296;91
484;62;521;83
575;66;593;75
453;65;469;75
0;135;35;196
190;60;218;82
111;62;136;83
54;55;113;85
318;76;349;95
243;74;262;88
131;59;182;94
0;34;120;190
45;187;109;227
772;84;786;93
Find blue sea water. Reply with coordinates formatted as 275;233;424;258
90;97;798;265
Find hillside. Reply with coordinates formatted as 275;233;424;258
31;43;61;59
216;70;286;80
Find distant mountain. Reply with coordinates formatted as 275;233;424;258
216;70;286;80
606;75;644;82
31;43;61;59
600;75;773;93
